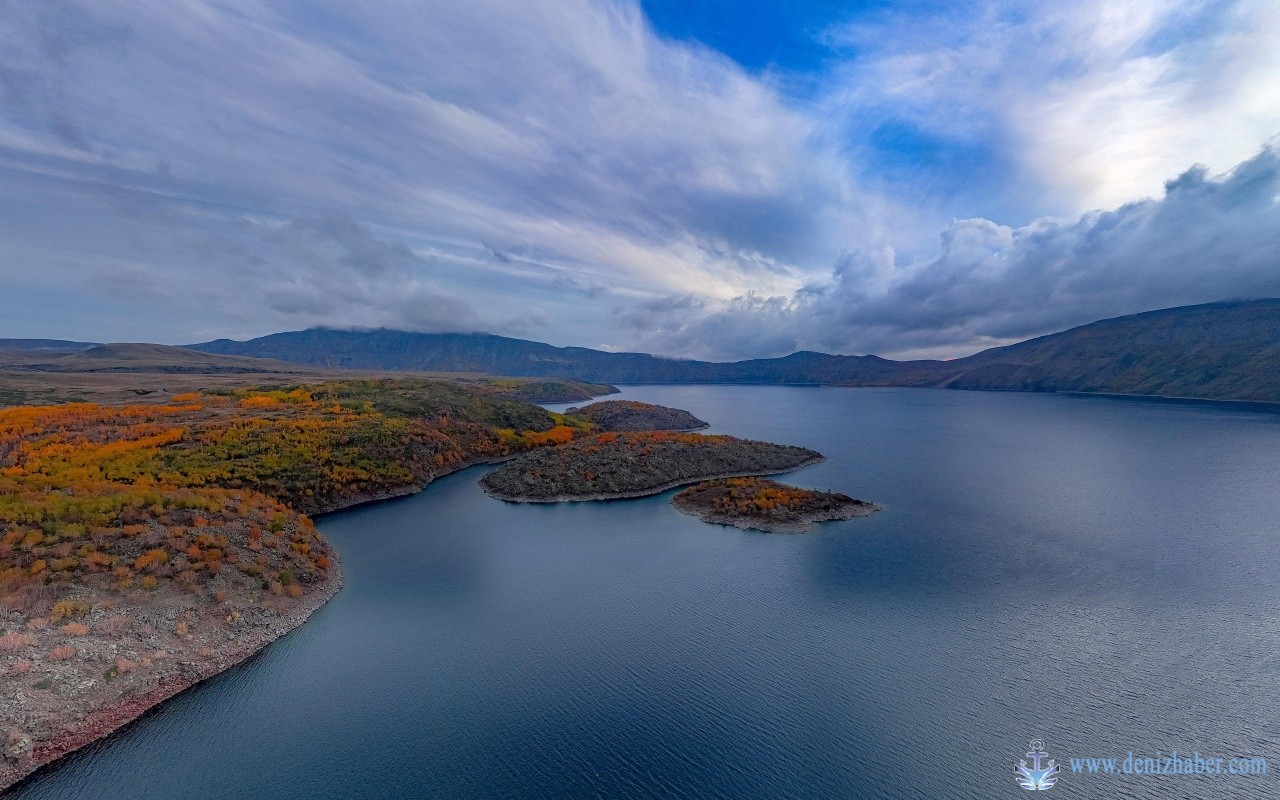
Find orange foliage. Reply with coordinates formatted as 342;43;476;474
0;380;562;602
134;548;168;571
521;425;576;447
238;395;283;409
48;645;77;661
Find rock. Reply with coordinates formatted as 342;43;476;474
3;732;31;762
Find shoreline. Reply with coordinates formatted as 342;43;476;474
3;445;818;791
1;553;343;794
3;451;524;794
481;455;826;503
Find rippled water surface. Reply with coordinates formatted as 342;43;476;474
10;386;1280;799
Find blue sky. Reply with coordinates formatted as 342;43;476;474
642;0;878;72
1;0;1278;359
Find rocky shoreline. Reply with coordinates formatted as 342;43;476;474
1;555;342;793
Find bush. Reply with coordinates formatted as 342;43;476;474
0;633;31;651
48;645;76;661
50;600;91;621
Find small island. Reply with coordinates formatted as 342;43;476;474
481;431;822;502
563;400;708;431
672;477;880;532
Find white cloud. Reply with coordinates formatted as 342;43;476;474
0;0;872;305
827;0;1280;212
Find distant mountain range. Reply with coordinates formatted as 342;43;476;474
4;299;1278;402
185;299;1280;403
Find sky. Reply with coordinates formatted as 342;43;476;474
1;0;1278;360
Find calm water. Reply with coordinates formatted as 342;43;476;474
9;387;1280;799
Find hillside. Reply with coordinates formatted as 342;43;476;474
2;343;307;375
190;299;1280;403
0;339;98;354
924;300;1280;401
0;346;615;407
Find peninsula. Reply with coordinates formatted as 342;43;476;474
480;431;823;502
0;376;604;791
672;477;880;532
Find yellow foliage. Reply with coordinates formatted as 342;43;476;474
51;600;91;621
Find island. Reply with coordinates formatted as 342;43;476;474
480;431;823;502
672;477;880;532
563;400;708;431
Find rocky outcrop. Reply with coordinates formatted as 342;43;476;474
672;477;880;532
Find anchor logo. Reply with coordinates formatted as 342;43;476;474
1016;739;1060;790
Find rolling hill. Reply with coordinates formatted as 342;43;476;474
1;343;310;374
0;338;98;353
190;299;1280;402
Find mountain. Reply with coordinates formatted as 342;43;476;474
189;298;1280;402
923;300;1280;401
191;329;907;384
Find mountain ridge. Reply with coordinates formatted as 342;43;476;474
189;299;1280;402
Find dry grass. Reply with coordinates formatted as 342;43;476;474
95;615;130;636
47;645;76;661
2;584;56;615
0;632;31;651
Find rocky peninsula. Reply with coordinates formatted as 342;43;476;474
480;431;823;502
563;400;708;431
672;477;880;532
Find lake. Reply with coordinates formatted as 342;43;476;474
8;386;1280;799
